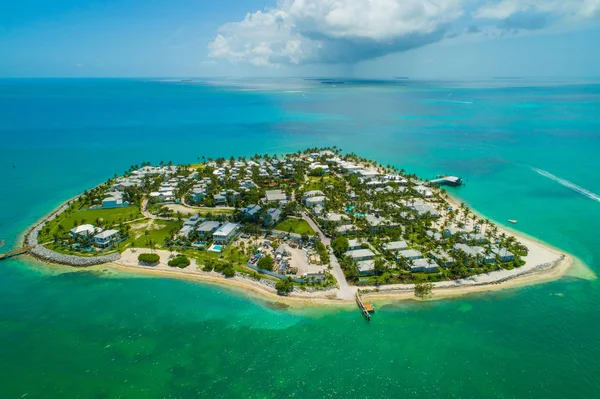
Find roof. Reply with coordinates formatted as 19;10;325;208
306;196;327;203
303;190;324;198
70;224;95;234
94;229;119;239
214;222;240;237
383;241;408;251
356;260;375;272
265;190;287;202
348;239;364;248
196;221;221;232
397;249;423;258
345;248;375;259
244;204;262;216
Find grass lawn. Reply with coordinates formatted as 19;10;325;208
39;206;144;242
274;218;315;235
128;220;180;248
303;175;337;192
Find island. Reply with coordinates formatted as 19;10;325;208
20;147;572;309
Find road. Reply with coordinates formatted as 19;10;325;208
301;211;356;299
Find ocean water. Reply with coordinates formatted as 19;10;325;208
1;78;599;398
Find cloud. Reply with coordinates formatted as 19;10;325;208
209;0;600;66
209;0;463;66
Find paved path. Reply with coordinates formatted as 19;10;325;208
301;212;356;299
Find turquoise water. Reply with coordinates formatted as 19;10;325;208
1;78;600;398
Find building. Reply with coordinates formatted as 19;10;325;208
347;239;366;251
305;196;327;208
336;224;359;235
324;212;350;225
430;250;455;266
178;225;195;238
396;249;423;261
345;248;375;261
183;214;201;227
93;229;120;248
409;258;439;273
243;204;262;218
196;221;221;238
491;247;515;262
381;241;408;252
70;224;97;238
357;260;376;276
414;185;433;198
102;191;129;209
265;189;288;204
213;222;240;244
265;208;283;226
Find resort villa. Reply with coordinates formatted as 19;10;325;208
345;248;375;262
196;221;221;239
102;191;129;209
213;222;240;245
93;229;120;249
70;224;97;238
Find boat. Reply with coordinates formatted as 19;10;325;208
508;219;518;224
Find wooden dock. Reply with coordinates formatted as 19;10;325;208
0;247;30;261
355;292;374;321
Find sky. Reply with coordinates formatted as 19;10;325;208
1;0;600;78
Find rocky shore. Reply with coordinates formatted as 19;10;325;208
24;196;122;267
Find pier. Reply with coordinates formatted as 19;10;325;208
355;292;374;321
430;175;463;187
0;246;31;261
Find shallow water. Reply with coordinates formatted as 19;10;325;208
1;78;599;398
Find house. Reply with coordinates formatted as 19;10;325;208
213;222;240;244
303;190;324;201
102;191;129;209
345;248;375;261
454;244;495;263
381;241;408;252
305;196;327;208
430;250;455;266
324;212;350;225
265;208;283;226
426;230;443;241
347;239;366;251
409;258;439;273
196;221;221;238
93;229;120;248
396;249;423;261
443;227;468;238
491;247;515;262
414;185;433;198
70;224;97;238
336;224;359;235
242;204;262;218
357;260;376;276
178;225;195;238
265;189;288;204
184;214;201;227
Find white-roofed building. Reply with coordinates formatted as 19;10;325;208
93;229;120;248
213;222;240;244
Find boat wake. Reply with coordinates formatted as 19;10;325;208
532;167;600;203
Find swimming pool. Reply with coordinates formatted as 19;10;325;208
208;244;223;253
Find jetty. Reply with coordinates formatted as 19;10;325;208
0;246;31;261
355;292;374;321
430;175;463;187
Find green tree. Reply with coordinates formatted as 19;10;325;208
331;236;349;257
275;278;294;295
414;277;434;298
257;255;275;271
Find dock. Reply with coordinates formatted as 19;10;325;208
0;246;31;261
355;292;374;321
430;175;463;187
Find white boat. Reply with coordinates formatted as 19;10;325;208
508;219;518;224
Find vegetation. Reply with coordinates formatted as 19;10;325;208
274;218;315;235
414;278;434;298
138;253;160;264
275;278;294;295
257;255;275;271
168;255;190;268
331;236;349;257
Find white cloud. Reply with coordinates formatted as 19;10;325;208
209;0;600;66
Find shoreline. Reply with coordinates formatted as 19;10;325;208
13;175;593;308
